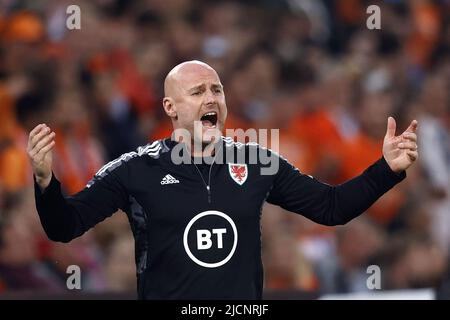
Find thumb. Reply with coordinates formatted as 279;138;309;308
385;116;396;139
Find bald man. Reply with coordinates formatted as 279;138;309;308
29;60;418;299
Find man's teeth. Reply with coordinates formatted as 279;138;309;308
204;112;216;116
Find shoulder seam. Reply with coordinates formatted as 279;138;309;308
90;141;162;184
222;136;259;148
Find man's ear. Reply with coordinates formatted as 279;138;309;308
163;97;177;119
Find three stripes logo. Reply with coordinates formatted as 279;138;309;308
87;141;162;188
160;174;180;185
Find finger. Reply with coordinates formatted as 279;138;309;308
30;125;50;148
398;141;418;150
30;134;55;158
34;132;55;153
407;150;418;161
29;124;44;139
385;116;396;139
34;141;55;162
30;132;55;158
28;124;45;147
403;120;418;134
30;126;51;149
402;132;417;143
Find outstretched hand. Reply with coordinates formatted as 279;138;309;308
27;123;56;190
383;117;418;173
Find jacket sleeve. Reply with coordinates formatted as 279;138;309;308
34;162;130;243
266;155;406;226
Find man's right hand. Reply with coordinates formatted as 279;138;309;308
27;124;56;191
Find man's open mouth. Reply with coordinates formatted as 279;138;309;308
200;111;218;128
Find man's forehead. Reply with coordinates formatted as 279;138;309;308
175;65;221;87
164;60;222;96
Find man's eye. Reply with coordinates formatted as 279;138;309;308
214;88;222;94
192;91;201;96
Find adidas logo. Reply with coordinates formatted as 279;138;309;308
160;174;180;185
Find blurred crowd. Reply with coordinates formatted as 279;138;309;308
1;0;450;297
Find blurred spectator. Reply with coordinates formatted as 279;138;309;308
417;73;450;253
104;234;137;292
0;195;62;292
327;217;385;293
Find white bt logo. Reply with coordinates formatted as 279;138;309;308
197;228;227;250
160;174;180;185
184;210;238;268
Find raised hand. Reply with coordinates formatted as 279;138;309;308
27;124;56;190
383;117;418;173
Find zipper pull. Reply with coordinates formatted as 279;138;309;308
207;185;211;204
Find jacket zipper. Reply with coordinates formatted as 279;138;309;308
193;163;213;204
192;144;221;204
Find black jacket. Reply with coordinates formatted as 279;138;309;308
34;137;405;299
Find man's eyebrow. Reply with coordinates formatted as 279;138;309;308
211;83;224;90
188;84;206;92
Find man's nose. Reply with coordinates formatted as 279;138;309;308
203;89;217;106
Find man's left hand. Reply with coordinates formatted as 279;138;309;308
383;117;418;173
